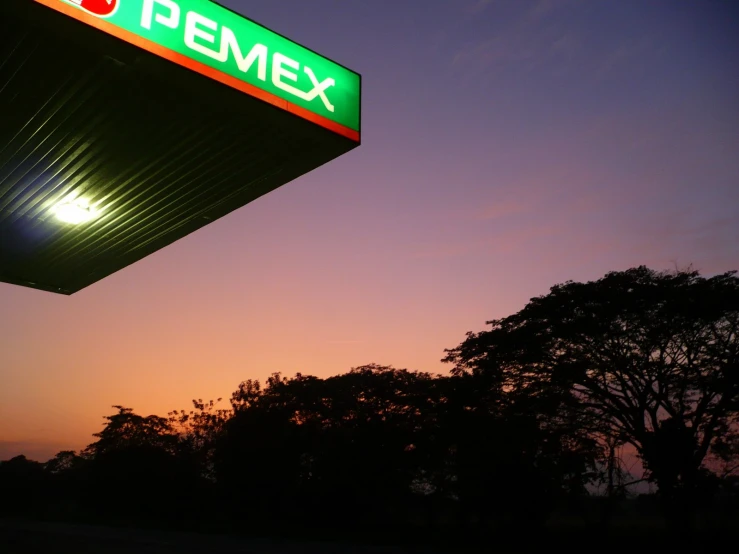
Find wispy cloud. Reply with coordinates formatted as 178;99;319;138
452;0;581;75
638;212;739;258
487;223;562;255
473;200;530;221
412;238;491;260
411;223;562;261
595;35;664;79
466;0;495;15
466;0;570;17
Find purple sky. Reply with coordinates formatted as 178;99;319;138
1;0;738;461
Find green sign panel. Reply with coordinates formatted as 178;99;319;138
37;0;361;139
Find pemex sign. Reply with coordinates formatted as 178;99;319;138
35;0;361;141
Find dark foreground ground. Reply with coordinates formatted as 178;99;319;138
2;518;736;554
3;519;513;554
0;520;443;554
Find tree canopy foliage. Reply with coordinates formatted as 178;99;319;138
1;266;737;545
444;266;739;520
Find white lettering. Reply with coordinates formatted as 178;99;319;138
184;14;267;80
139;4;335;111
141;0;180;31
273;55;336;113
221;28;268;81
303;67;336;112
184;11;220;59
272;52;300;96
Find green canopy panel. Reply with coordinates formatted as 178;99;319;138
0;0;361;294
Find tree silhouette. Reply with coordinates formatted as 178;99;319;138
169;398;230;481
44;450;83;475
78;406;203;525
444;266;739;532
0;455;47;517
2;266;737;547
84;406;178;457
215;365;447;533
434;369;599;534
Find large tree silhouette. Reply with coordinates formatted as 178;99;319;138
444;266;739;528
0;455;47;517
80;406;203;524
435;365;599;532
216;365;446;532
2;266;737;544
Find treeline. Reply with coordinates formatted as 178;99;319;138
1;267;738;547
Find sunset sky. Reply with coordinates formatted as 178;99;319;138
1;0;737;462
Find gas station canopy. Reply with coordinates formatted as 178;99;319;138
0;0;361;294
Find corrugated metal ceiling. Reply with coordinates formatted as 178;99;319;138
0;0;357;294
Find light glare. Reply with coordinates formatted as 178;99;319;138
53;199;97;225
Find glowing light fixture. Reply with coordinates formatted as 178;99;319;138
53;198;98;224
